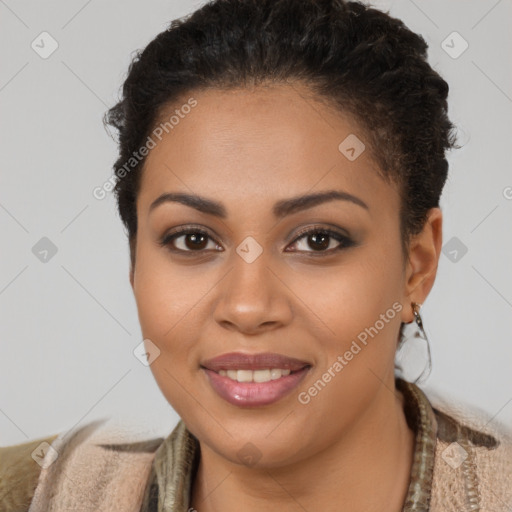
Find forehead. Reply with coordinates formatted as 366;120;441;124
137;83;397;217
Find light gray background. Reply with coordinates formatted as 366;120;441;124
1;0;511;446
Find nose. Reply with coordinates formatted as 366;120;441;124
212;248;293;335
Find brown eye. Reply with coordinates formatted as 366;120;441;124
181;232;209;250
305;232;330;251
160;228;222;253
287;227;354;254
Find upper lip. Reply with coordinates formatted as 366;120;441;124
201;352;311;372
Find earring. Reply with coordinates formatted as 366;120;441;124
411;301;424;335
410;301;432;382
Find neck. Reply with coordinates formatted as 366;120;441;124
191;377;415;512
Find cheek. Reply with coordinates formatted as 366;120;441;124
291;251;404;428
294;251;403;336
288;239;405;383
133;241;207;341
132;247;206;414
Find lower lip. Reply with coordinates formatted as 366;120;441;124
202;367;310;407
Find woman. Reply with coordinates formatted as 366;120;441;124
2;0;511;510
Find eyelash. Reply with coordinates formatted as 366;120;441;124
158;224;355;256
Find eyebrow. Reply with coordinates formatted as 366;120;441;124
149;190;369;219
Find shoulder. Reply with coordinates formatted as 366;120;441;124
426;386;512;453
0;420;165;512
425;387;512;510
0;432;60;512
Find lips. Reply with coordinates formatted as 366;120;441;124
200;352;312;407
201;352;311;372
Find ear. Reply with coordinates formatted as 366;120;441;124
401;207;443;323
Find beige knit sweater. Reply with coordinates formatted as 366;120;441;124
1;378;511;511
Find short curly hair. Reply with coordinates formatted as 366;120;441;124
103;0;458;352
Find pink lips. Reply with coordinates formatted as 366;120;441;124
200;352;311;407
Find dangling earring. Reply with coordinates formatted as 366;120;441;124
411;301;432;383
411;301;424;336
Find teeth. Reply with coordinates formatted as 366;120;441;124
236;370;253;382
253;369;271;383
217;368;292;383
270;368;283;380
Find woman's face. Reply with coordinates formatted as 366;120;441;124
130;83;432;467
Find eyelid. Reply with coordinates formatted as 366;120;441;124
290;224;350;243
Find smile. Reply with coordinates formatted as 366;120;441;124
200;351;312;407
202;366;311;407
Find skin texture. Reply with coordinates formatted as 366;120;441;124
129;82;443;512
